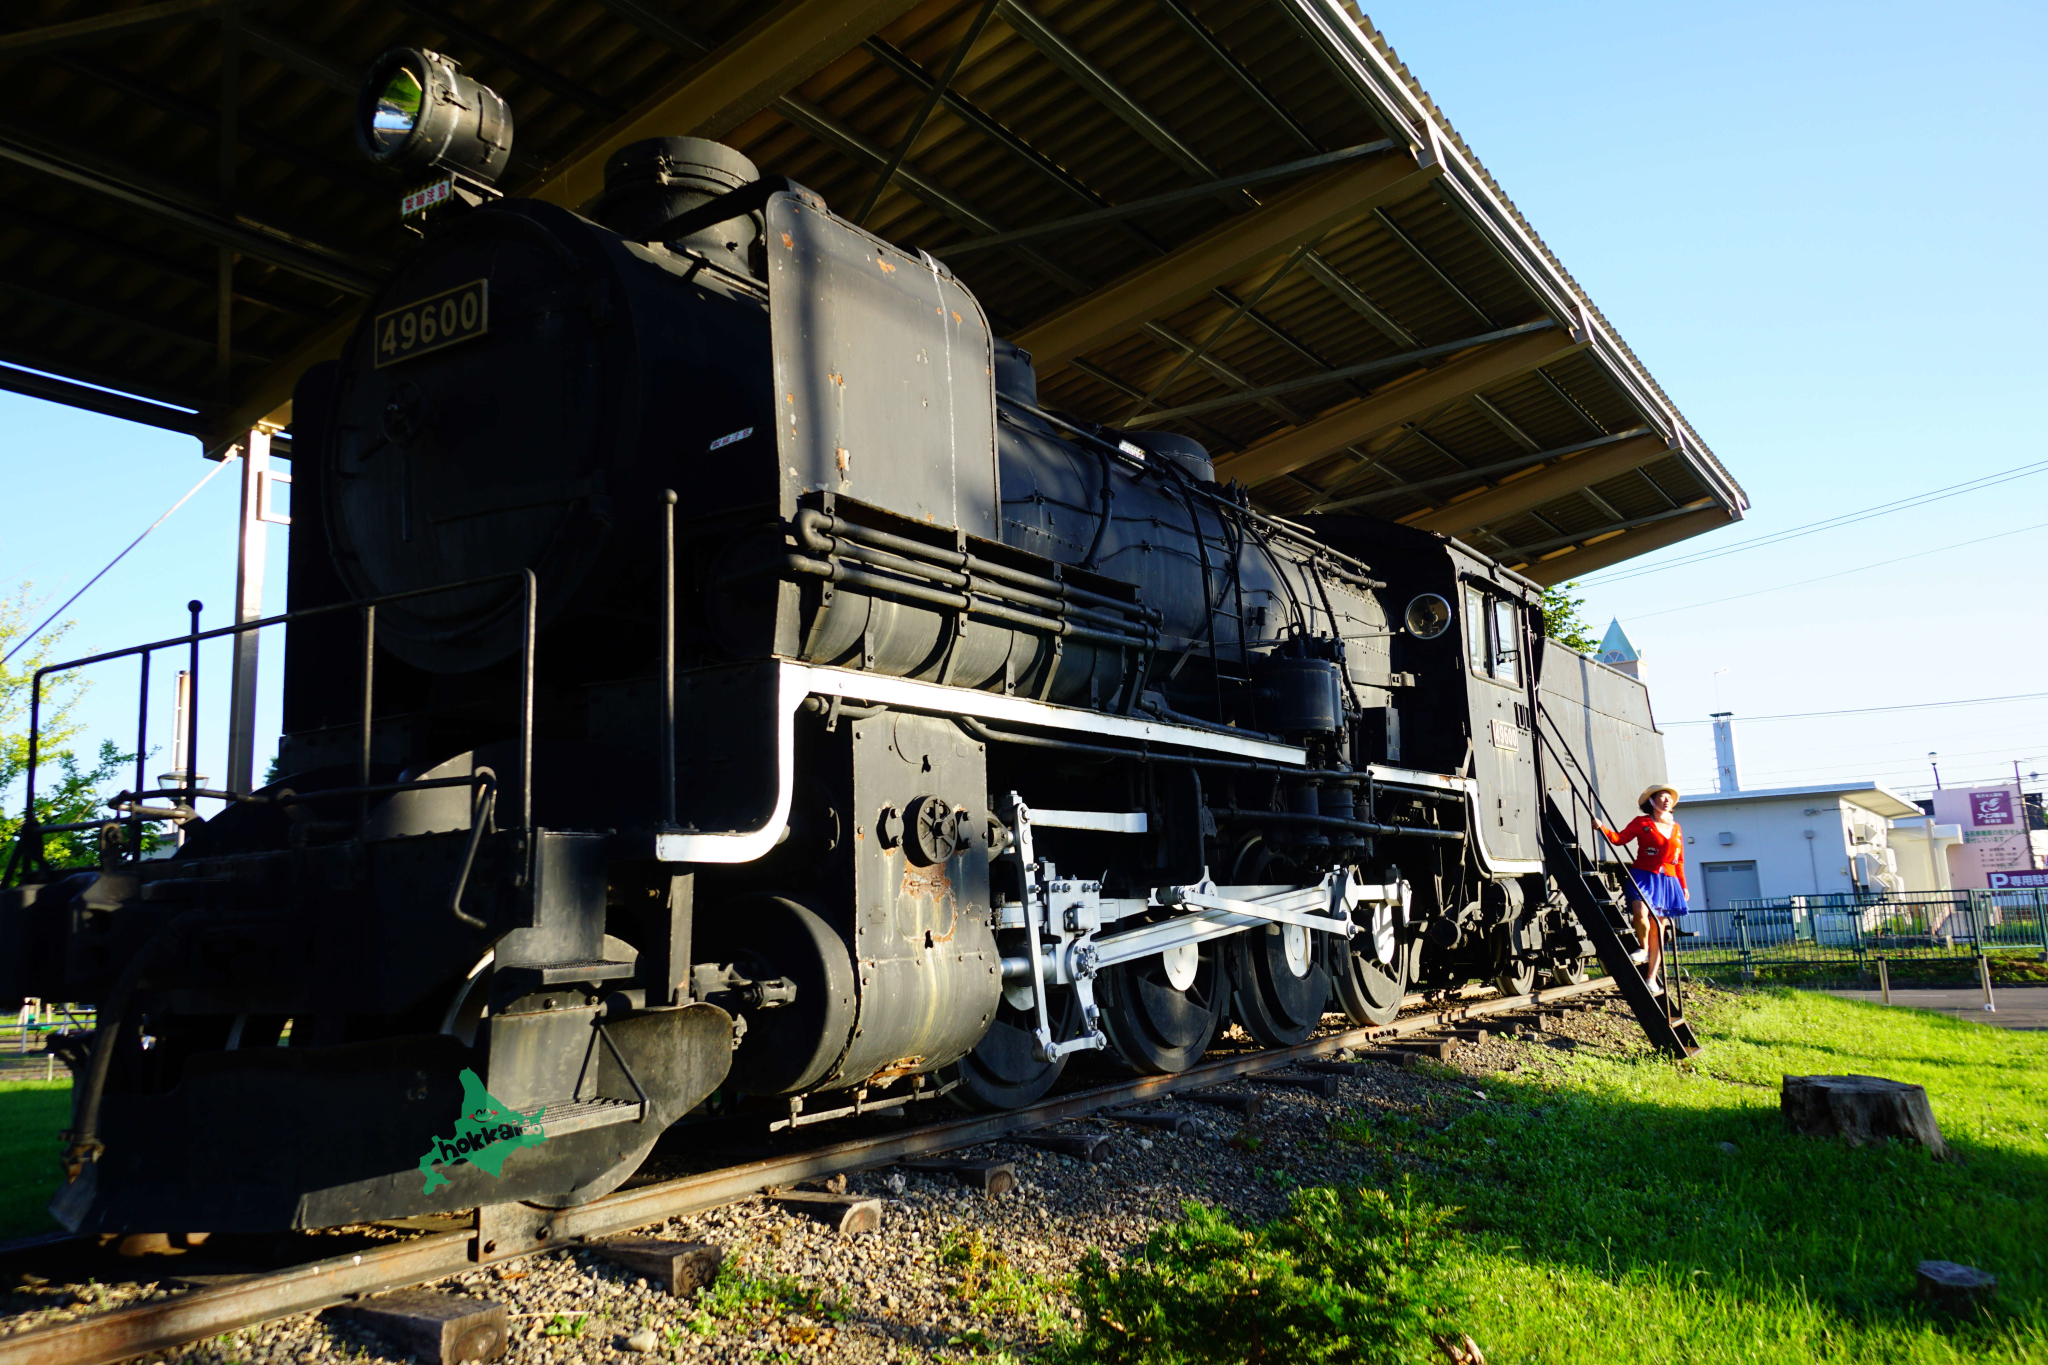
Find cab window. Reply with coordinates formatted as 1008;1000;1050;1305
1491;598;1522;686
1464;587;1489;674
1464;585;1523;687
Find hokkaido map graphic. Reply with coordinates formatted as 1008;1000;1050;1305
418;1069;548;1193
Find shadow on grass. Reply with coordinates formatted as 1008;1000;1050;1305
0;1082;69;1240
1310;989;2048;1360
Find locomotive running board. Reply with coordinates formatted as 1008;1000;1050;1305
654;662;1305;863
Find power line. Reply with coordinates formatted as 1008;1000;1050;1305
1623;519;2048;623
1663;691;2048;725
1582;456;2048;584
1;458;232;668
1726;745;2048;783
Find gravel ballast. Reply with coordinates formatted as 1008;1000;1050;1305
1;984;1695;1363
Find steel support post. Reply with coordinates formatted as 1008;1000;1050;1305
225;428;269;795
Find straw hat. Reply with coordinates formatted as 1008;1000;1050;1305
1639;784;1680;808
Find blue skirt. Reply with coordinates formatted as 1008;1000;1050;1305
1627;869;1688;917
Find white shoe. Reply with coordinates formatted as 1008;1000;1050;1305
1645;979;1664;997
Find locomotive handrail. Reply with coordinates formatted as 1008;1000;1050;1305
10;570;538;886
1534;702;1690;1024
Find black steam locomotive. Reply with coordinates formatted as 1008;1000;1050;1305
0;55;1668;1234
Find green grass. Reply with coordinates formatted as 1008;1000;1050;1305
1055;989;2047;1363
1400;989;2048;1363
0;1080;70;1238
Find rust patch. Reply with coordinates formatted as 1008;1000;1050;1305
877;257;896;274
868;1057;928;1084
901;861;951;903
953;310;962;324
829;373;844;386
836;446;850;474
780;231;793;250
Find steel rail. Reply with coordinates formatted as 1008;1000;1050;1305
0;977;1616;1365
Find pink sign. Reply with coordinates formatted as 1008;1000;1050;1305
1932;783;2033;888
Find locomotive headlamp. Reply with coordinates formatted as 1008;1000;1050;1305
354;47;513;186
1403;593;1453;639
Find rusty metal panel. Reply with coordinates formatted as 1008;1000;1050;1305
766;190;1000;535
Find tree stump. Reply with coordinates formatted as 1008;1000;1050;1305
1780;1075;1950;1160
1916;1260;1996;1311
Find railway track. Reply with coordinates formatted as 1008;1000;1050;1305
0;976;1617;1365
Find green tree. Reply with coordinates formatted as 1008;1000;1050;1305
1538;580;1600;655
2;585;144;881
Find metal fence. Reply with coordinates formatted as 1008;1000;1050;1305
1671;889;2048;977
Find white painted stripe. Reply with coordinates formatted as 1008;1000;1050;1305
1030;809;1148;833
799;664;1306;764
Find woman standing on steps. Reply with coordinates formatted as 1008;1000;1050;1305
1597;785;1687;996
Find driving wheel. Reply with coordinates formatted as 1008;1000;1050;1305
1097;936;1229;1074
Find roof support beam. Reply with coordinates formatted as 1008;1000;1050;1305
1012;153;1436;373
386;0;623;118
851;0;999;224
1507;500;1716;563
1298;250;1416;347
0;121;383;295
1213;325;1584;489
1312;426;1647;514
997;0;1213;178
1129;319;1555;425
0;0;280;57
1517;506;1734;586
1403;434;1671;536
941;141;1391;256
526;0;922;211
0;363;203;435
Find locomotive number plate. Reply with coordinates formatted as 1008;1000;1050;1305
374;279;488;368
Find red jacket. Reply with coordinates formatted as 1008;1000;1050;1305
1602;816;1686;891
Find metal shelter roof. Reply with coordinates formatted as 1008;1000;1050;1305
0;0;1747;582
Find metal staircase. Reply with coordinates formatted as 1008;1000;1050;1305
1535;712;1701;1059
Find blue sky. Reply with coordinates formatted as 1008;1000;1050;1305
2;0;2044;805
1361;0;2048;798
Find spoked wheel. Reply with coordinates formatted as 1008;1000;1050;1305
1491;914;1541;997
1226;836;1333;1047
1097;937;1229;1073
1336;893;1408;1027
949;982;1081;1111
1547;955;1589;987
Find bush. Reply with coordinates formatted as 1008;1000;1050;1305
1048;1180;1468;1364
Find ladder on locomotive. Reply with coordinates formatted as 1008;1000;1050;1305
1533;705;1701;1059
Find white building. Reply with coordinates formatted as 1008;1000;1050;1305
1675;781;1954;942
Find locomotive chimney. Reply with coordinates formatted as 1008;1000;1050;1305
594;136;762;274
